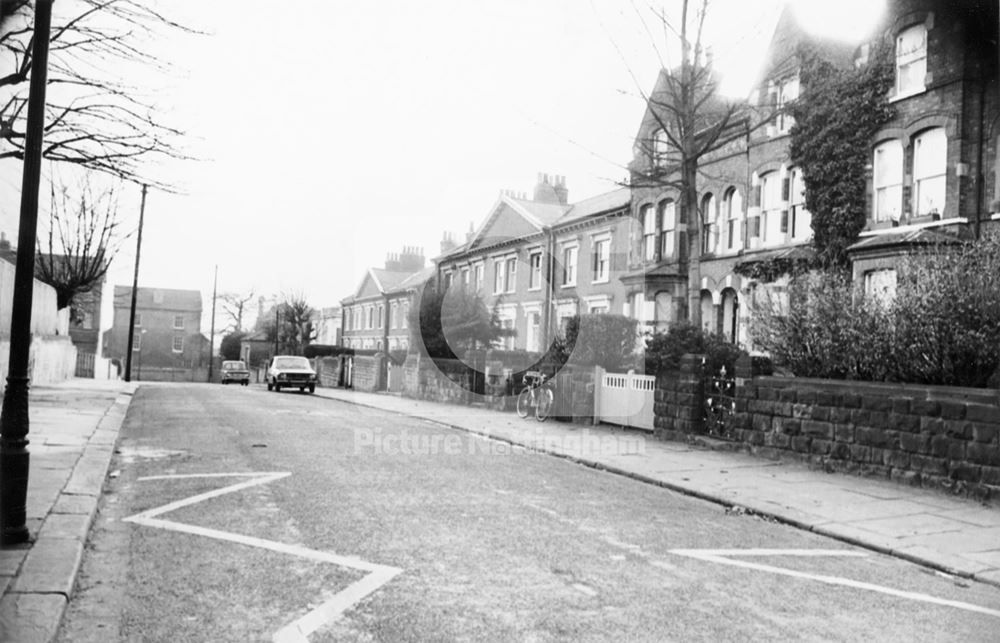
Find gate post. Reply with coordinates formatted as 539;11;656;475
677;353;705;434
592;366;605;425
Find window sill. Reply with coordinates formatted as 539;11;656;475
591;277;610;285
889;87;926;103
561;283;577;289
858;216;967;237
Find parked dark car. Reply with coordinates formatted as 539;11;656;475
266;355;317;393
220;360;250;386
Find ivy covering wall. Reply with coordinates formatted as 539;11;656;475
788;40;896;268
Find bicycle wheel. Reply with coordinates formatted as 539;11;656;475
516;388;532;418
535;388;554;421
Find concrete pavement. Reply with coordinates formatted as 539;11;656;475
0;379;131;643
311;386;1000;588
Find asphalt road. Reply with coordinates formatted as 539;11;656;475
58;384;1000;642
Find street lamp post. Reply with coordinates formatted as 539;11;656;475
0;0;53;545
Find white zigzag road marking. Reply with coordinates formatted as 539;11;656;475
123;472;402;642
669;548;1000;619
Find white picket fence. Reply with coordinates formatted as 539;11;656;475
594;367;656;431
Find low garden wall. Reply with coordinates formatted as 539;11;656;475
352;355;384;392
652;354;1000;500
401;354;475;405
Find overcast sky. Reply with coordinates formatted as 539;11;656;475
0;0;885;337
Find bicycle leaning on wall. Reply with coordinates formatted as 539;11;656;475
515;370;554;422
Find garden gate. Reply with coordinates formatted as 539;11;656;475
595;368;656;431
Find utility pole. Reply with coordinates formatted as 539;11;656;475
207;265;218;382
124;184;148;383
0;0;53;545
274;306;280;356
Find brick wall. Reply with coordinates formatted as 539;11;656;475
352;355;384;392
652;354;705;441
315;356;343;387
731;356;1000;499
650;354;1000;500
401;354;474;405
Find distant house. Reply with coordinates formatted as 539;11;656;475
239;330;275;369
103;286;209;378
313;306;343;346
341;247;432;352
435;175;632;352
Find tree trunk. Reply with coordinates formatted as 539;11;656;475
683;160;701;329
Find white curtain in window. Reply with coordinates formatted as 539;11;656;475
913;128;946;216
642;204;657;261
790;168;812;240
874;140;903;222
760;173;783;243
896;24;927;95
660;200;676;259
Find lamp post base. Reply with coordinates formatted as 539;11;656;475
0;444;29;545
0;376;31;545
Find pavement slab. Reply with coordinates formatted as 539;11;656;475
0;593;67;643
50;494;99;518
11;538;84;596
0;379;131;643
39;514;92;542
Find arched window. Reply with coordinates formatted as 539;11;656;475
759;172;783;244
724;188;742;251
896;23;927;96
873;139;903;222
640;203;656;262
721;289;739;344
653;128;670;166
913;127;946;216
700;291;715;335
659;199;676;260
789;168;812;241
701;193;717;254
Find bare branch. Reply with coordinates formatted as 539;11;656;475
0;0;199;189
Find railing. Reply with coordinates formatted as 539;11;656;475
75;351;95;378
703;365;737;439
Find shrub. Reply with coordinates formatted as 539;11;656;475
558;314;639;371
750;233;1000;387
387;349;408;366
303;344;354;358
645;321;747;376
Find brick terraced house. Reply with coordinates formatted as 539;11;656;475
341;247;432;352
435;173;631;354
627;0;998;348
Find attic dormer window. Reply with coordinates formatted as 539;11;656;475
896;23;927;96
775;76;799;134
652;128;669;166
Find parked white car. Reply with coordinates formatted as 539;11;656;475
266;356;317;393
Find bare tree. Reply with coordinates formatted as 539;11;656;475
279;293;316;355
219;289;255;333
626;0;779;326
34;173;129;318
254;293;316;355
0;0;195;188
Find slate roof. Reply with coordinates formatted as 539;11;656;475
505;196;572;228
369;268;414;293
847;224;972;252
555;188;631;227
389;266;436;294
